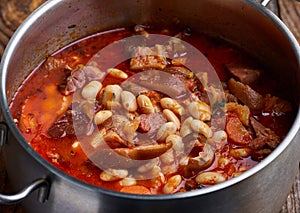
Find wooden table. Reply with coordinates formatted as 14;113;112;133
0;0;299;212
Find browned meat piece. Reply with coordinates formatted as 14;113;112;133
165;66;195;89
225;90;238;103
182;133;207;155
226;63;260;85
138;78;185;98
249;117;281;149
226;113;253;146
228;78;264;111
251;149;272;161
83;63;106;82
264;94;293;114
181;142;215;178
138;114;151;133
138;112;167;135
48;121;73;139
130;45;168;70
48;109;90;138
133;70;188;98
103;130;133;149
59;63;105;96
248;136;267;150
89;142;172;169
42;56;67;71
60;67;86;95
248;117;281;161
123;70;189;98
114;142;172;160
101;115;140;147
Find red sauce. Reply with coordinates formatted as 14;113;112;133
10;26;296;194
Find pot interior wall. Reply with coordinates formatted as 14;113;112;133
5;0;299;104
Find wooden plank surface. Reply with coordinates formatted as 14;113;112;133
0;0;299;212
277;0;300;211
279;0;300;44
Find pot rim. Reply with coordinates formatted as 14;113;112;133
1;0;300;200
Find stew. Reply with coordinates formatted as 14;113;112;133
10;25;296;194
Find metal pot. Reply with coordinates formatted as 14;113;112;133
0;0;299;212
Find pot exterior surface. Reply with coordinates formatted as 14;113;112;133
1;0;300;212
3;130;300;213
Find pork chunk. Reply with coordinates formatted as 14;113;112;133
226;63;260;85
130;45;168;70
228;78;264;112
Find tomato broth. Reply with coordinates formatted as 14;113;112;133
10;25;296;194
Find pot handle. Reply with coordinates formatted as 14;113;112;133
0;122;50;205
261;0;300;7
0;121;8;147
260;0;273;6
0;178;49;204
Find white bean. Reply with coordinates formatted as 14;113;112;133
81;81;102;100
121;91;138;112
160;97;185;116
190;119;212;138
179;156;189;166
218;157;230;169
103;130;128;147
156;122;177;142
149;165;162;178
160;149;175;164
126;112;139;121
134;165;162;180
198;72;208;89
90;129;106;148
163;175;182;194
100;169;128;181
179;116;193;137
158;170;166;183
94;110;112;125
163;109;180;130
196;171;226;185
137;94;155;114
137;158;159;173
161;164;178;175
199;144;214;164
188;101;211;121
232;172;243;178
119;177;137;186
230;148;251;159
166;134;184;154
101;84;122;109
212;130;227;143
107;68;128;79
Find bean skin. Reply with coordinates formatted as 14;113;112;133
196;172;226;185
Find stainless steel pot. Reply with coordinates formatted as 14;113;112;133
0;0;300;212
